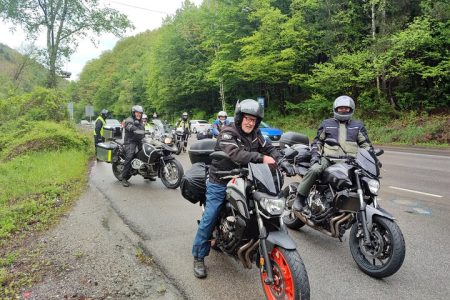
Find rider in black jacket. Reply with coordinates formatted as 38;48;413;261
192;99;295;279
121;105;145;187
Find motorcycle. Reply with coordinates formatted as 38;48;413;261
173;128;188;155
181;140;310;299
283;137;406;278
111;130;184;189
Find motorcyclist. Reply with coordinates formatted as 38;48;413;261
121;105;145;187
292;95;373;213
192;99;295;279
175;112;191;152
142;114;153;133
93;109;108;149
211;110;230;138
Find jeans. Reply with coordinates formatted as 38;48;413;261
192;181;227;259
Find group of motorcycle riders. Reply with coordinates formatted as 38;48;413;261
94;95;374;279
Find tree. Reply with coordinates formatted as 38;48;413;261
0;0;132;88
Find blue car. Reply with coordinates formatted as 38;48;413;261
259;121;283;147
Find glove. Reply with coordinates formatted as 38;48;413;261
280;161;296;177
133;120;140;126
310;156;321;165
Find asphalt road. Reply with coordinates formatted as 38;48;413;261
90;141;450;300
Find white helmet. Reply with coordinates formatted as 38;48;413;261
333;95;355;121
218;111;227;118
142;114;148;120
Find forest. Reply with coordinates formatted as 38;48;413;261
71;0;449;124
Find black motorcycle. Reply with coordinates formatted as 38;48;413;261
111;131;184;189
283;137;406;278
181;140;310;299
173;128;188;155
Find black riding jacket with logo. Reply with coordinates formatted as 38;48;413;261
310;118;373;159
123;116;144;144
209;123;281;185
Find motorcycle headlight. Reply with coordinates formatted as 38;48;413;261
259;197;285;215
164;137;172;144
364;178;380;195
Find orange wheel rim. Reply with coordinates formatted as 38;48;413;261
261;247;295;300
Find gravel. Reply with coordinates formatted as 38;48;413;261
23;179;184;300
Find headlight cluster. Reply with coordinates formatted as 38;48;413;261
365;178;380;195
259;197;285;215
164;137;172;144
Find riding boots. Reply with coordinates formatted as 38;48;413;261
193;257;207;278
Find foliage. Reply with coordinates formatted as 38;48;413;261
0;0;133;88
70;0;449;143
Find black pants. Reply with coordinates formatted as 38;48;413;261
121;142;140;180
182;132;189;147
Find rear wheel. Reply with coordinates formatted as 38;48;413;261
349;216;405;278
282;184;306;230
159;159;184;189
261;247;310;300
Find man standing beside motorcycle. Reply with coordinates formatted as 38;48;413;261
211;110;230;138
121;105;145;187
176;112;191;152
292;95;373;213
192;99;295;278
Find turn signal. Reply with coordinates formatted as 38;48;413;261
260;257;265;266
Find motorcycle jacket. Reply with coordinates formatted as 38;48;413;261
123;116;145;144
176;119;191;134
311;118;372;160
209;123;281;184
93;115;106;141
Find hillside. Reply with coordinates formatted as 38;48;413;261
0;43;68;98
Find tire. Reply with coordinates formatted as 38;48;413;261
349;215;406;278
112;157;130;181
261;247;310;300
282;184;306;230
175;142;182;155
159;159;184;189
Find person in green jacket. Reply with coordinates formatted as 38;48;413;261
94;109;108;148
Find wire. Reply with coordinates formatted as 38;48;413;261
106;0;169;15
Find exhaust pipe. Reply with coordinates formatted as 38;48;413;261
237;240;255;269
244;240;260;269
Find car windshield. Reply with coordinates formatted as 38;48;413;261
106;119;121;126
259;121;270;128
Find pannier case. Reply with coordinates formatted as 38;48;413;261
103;127;114;140
279;132;309;148
96;142;117;163
188;139;216;164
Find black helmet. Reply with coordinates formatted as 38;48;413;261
131;105;144;118
100;109;108;119
333;95;355;121
234;99;264;128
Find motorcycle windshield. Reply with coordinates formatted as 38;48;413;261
248;163;282;196
356;149;379;177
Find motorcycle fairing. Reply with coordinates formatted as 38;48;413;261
322;163;353;190
226;178;250;219
356;148;379;177
248;163;282;196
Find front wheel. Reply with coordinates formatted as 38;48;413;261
261;247;310;300
349;216;406;278
282;184;306;230
112;157;130;181
159;159;184;189
175;141;182;155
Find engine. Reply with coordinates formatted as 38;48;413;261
309;188;334;215
217;214;246;254
131;158;145;170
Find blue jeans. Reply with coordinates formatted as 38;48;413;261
192;181;227;259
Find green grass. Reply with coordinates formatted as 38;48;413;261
0;150;89;240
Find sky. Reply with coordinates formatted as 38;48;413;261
0;0;203;80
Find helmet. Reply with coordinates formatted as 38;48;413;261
234;99;264;128
153;112;158;118
333;95;355;122
131;105;144;118
182;112;188;120
142;114;148;120
100;109;108;118
218;111;227;118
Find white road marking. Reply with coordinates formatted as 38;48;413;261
385;150;450;159
389;186;443;198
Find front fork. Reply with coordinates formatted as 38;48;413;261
355;171;371;245
254;202;274;285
